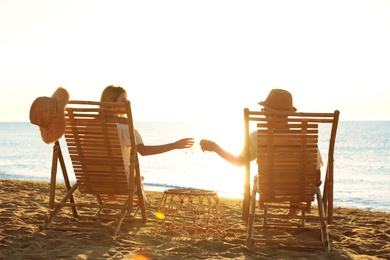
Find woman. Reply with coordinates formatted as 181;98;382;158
100;85;194;164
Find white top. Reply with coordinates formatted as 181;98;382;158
116;123;143;168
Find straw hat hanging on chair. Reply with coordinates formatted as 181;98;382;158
29;87;69;144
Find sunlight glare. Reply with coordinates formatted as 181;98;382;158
155;212;165;220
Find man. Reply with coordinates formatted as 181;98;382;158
200;89;322;216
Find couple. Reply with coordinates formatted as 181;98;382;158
104;85;322;217
104;86;322;183
104;86;316;164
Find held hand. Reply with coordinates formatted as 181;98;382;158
199;139;217;152
175;138;195;149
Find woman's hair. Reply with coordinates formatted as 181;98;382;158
100;85;126;102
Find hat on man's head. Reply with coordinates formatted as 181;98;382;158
258;89;297;111
30;87;69;144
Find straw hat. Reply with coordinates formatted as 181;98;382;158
30;87;69;144
258;89;297;111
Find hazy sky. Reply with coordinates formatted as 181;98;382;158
1;0;389;122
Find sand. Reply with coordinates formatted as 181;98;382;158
0;179;389;259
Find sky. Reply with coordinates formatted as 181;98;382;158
1;0;390;122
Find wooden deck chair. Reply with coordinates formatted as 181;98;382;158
244;109;339;252
41;100;147;236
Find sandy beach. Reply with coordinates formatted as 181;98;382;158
0;179;389;259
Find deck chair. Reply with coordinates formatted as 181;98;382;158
41;100;147;236
244;109;339;252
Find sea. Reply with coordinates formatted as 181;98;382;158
1;121;389;212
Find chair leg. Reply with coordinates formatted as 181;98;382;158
246;185;257;246
42;183;79;230
315;186;330;252
113;202;130;236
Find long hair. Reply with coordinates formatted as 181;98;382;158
100;85;126;102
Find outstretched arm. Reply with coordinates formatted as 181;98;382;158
137;138;194;156
200;139;245;167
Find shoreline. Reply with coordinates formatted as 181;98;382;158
1;179;389;259
2;176;389;214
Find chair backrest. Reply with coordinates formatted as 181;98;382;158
256;116;319;204
64;100;139;196
242;109;340;222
